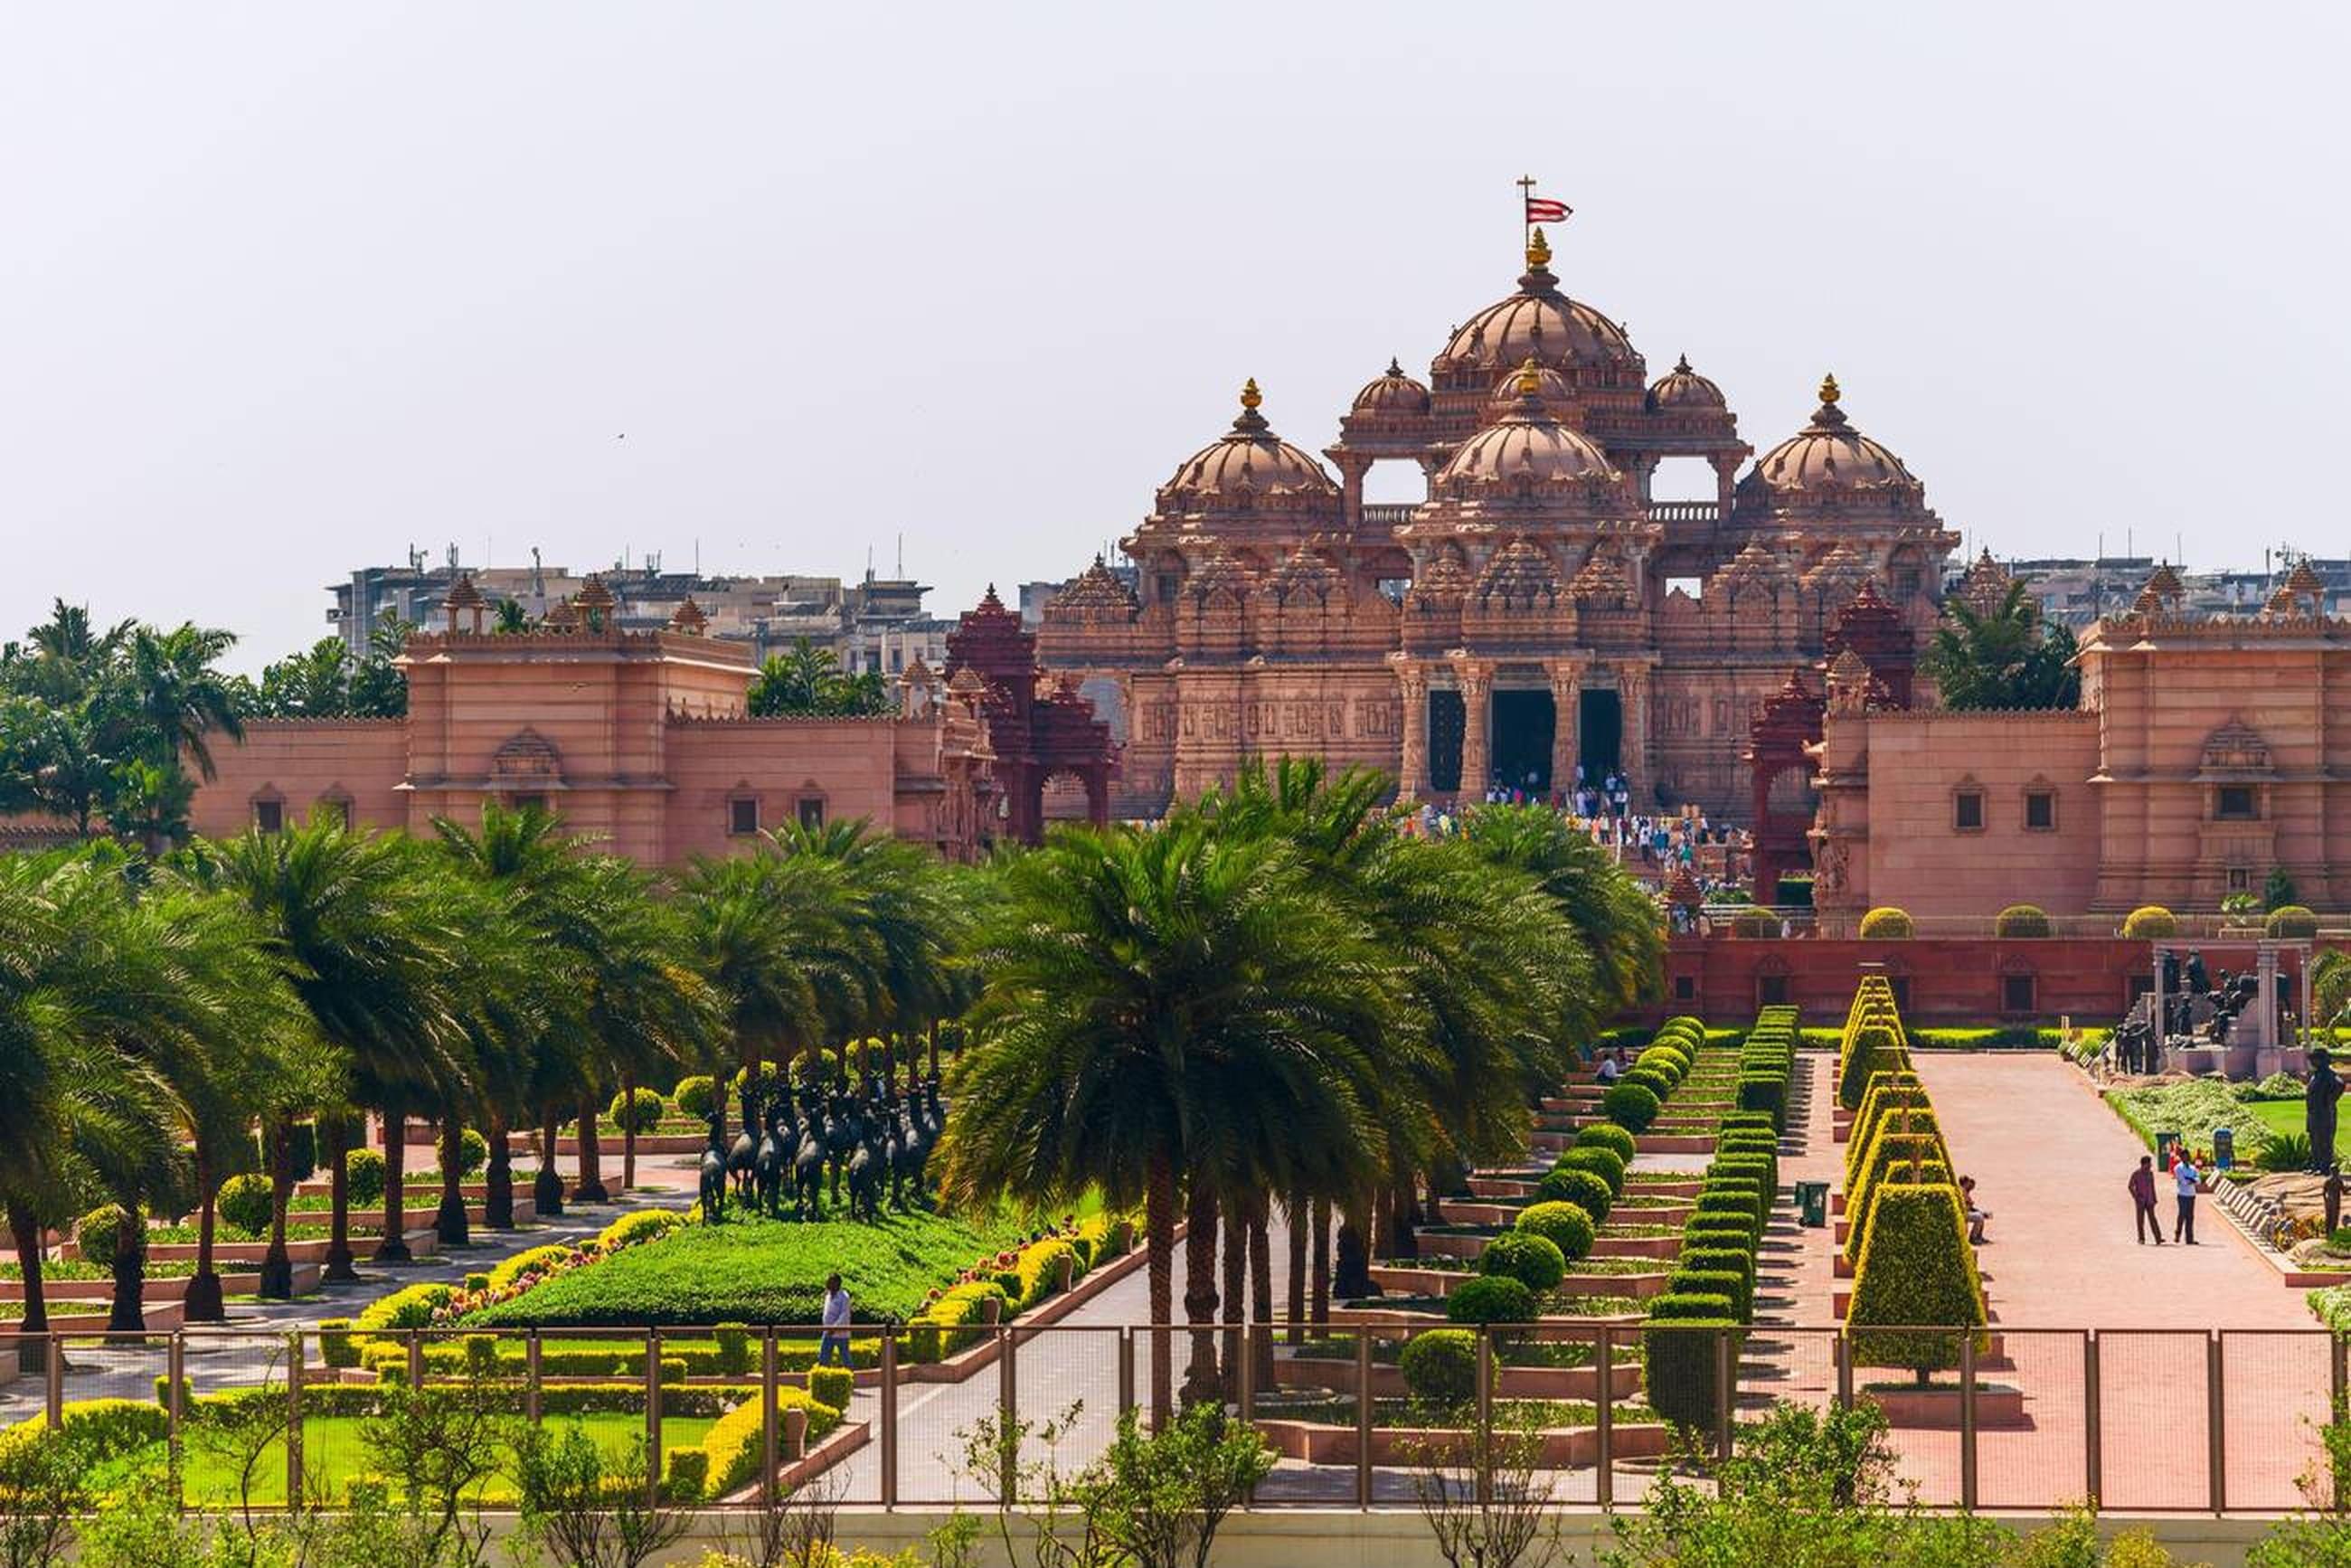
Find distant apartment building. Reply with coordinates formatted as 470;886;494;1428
1989;553;2349;628
328;549;953;674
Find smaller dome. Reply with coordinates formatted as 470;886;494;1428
1747;375;1921;500
1648;354;1726;411
1485;362;1575;419
1158;381;1339;512
1353;357;1430;415
1436;358;1619;496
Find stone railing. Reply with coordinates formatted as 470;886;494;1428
1360;503;1417;528
1647;501;1721;524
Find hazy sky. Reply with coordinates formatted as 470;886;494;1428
5;3;2346;672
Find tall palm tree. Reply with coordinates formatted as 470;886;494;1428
120;623;245;781
1459;803;1666;1017
939;817;1389;1422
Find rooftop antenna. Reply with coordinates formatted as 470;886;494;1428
896;532;903;578
531;546;543;596
694;537;701;576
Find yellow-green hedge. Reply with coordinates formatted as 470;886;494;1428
694;1386;844;1498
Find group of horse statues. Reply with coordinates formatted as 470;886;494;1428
697;1074;946;1224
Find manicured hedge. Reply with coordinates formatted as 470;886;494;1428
1837;1023;1907;1111
1515;1200;1596;1263
1400;1328;1478;1409
1572;1123;1638;1164
1447;1275;1536;1327
1679;1246;1755;1321
1642;1294;1737;1434
1558;1146;1627;1197
1602;1082;1662;1133
1479;1231;1567;1292
1534;1165;1614;1223
1848;1182;1986;1384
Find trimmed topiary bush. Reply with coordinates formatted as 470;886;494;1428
1400;1328;1479;1410
2267;904;2319;939
1514;1200;1596;1263
1572;1123;1638;1164
1858;907;1914;940
1478;1230;1568;1293
1620;1068;1675;1103
1994;904;2052;938
1559;1145;1627;1197
345;1146;386;1207
1636;1046;1690;1087
673;1075;718;1119
1534;1165;1614;1223
216;1173;273;1237
76;1204;136;1265
1837;1023;1905;1111
455;1127;489;1178
1730;908;1780;939
1669;1269;1751;1326
1642;1293;1738;1434
1848;1181;1987;1386
1679;1246;1756;1319
1602;1082;1662;1134
2121;905;2176;940
1683;1214;1758;1253
1697;1184;1768;1232
1446;1274;1536;1327
609;1086;666;1135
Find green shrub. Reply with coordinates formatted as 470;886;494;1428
1558;1145;1627;1197
1683;1214;1758;1254
1848;1182;1986;1385
909;1280;1008;1362
1845;1076;1929;1185
1737;1073;1787;1124
2261;1132;2315;1173
4;1398;168;1467
354;1280;456;1335
1445;1275;1536;1327
318;1319;360;1369
714;1323;752;1374
1534;1164;1613;1223
2121;905;2176;940
1572;1123;1638;1163
463;1271;491;1292
1697;1185;1768;1232
1669;1269;1751;1326
1858;907;1913;940
1478;1231;1567;1292
1620;1067;1675;1103
1837;1024;1905;1111
1400;1328;1479;1410
1730;908;1780;939
609;1086;666;1135
456;1127;488;1177
1679;1247;1755;1319
662;1447;710;1503
345;1146;387;1207
75;1204;136;1265
487;1243;575;1292
1515;1200;1595;1263
1642;1295;1737;1434
1635;1046;1689;1086
1994;904;2052;938
696;1387;844;1498
2267;904;2319;939
807;1365;855;1412
216;1173;274;1237
597;1208;685;1251
1846;1144;1951;1267
673;1075;718;1120
1602;1082;1662;1134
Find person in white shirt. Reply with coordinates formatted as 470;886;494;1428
2172;1156;2201;1244
819;1272;853;1365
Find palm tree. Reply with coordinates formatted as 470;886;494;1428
939;817;1388;1422
1921;578;2082;712
1459;803;1666;1017
120;623;245;780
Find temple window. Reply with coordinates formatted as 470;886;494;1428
2023;789;2056;831
2215;785;2258;821
797;797;826;829
2001;972;2037;1015
729;797;760;836
512;793;548;815
253;798;284;834
1756;974;1789;1007
1953;789;1985;832
2227;867;2252;893
1673;974;1696;1001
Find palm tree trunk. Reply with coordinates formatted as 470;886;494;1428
484;1110;515;1230
107;1204;146;1333
1181;1178;1220;1407
533;1106;565;1216
374;1110;411;1263
1285;1187;1307;1346
435;1111;469;1246
1310;1197;1331;1328
1247;1191;1275;1393
325;1124;358;1283
927;1021;939;1083
574;1095;608;1203
1219;1193;1245;1400
184;1148;225;1322
1335;1195;1374;1300
619;1072;637;1192
1389;1176;1421;1260
10;1206;49;1375
1146;1153;1176;1430
259;1120;295;1299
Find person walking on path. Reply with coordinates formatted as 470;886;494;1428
2172;1153;2202;1244
818;1272;853;1366
2129;1155;2163;1245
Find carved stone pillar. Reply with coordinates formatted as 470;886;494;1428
1710;453;1742;515
1546;656;1586;796
1333;453;1369;530
1455;657;1495;800
1393;656;1430;800
1615;660;1653;808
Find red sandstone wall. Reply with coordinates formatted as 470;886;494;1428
188;722;411;837
663;719;900;859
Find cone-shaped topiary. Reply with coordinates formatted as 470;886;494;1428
1837;1023;1907;1111
1847;1181;1987;1386
1846;1075;1928;1185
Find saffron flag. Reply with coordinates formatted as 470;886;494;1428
1525;196;1572;223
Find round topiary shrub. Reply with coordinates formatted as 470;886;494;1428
673;1075;717;1120
1620;1067;1675;1102
2121;905;2176;940
1994;904;2052;939
1445;1274;1537;1327
2267;904;2319;939
1534;1164;1614;1223
1559;1144;1628;1197
1400;1328;1479;1408
216;1173;273;1237
1478;1230;1567;1293
457;1127;489;1177
1572;1123;1638;1164
1730;908;1780;939
608;1086;665;1135
345;1147;387;1207
1858;907;1914;940
1635;1046;1689;1085
1602;1082;1661;1133
76;1204;137;1264
1515;1199;1596;1263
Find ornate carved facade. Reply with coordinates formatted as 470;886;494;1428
1036;226;1960;820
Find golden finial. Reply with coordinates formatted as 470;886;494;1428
1818;373;1841;406
1526;226;1552;269
1515;356;1543;398
1239;377;1262;411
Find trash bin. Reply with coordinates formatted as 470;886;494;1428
2155;1130;2181;1170
1795;1180;1829;1228
2213;1127;2235;1171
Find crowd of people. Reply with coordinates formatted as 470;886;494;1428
1410;769;1752;879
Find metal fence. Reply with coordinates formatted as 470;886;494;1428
4;1321;2344;1515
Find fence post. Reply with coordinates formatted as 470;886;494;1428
645;1327;663;1504
881;1327;899;1509
1594;1326;1613;1510
166;1334;185;1509
2084;1331;2102;1511
2208;1332;2226;1515
286;1333;306;1510
1834;1329;1853;1411
525;1329;543;1425
1475;1327;1495;1506
2335;1333;2348;1516
44;1334;61;1426
1118;1327;1136;1417
405;1327;423;1389
1714;1327;1733;1462
1354;1333;1373;1510
1959;1331;1978;1511
760;1333;779;1509
998;1326;1018;1504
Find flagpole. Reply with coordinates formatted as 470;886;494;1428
1515;174;1535;255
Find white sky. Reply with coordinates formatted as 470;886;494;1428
4;2;2346;672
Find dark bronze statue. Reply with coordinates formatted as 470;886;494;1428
2309;1047;2344;1174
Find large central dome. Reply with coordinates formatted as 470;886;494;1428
1432;230;1643;384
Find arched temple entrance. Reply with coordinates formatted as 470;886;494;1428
1578;688;1622;784
1491;689;1555;795
1428;690;1466;793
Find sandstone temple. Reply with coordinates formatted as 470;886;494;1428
1035;226;1960;821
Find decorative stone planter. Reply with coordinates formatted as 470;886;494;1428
1251;1416;1673;1467
1861;1383;2029;1430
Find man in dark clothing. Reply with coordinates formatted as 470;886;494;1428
2186;949;2211;999
2309;1048;2345;1174
2129;1155;2163;1244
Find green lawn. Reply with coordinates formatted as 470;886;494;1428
460;1207;1034;1327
